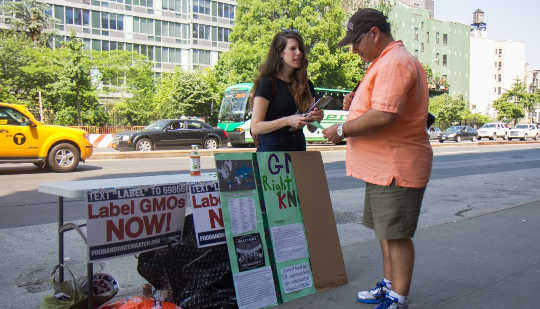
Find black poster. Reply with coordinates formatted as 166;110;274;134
234;233;265;271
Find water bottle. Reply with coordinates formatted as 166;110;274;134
190;145;201;176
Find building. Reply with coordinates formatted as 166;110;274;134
469;9;526;119
388;1;470;101
0;0;237;72
397;0;433;18
526;68;540;123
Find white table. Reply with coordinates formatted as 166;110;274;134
38;172;217;308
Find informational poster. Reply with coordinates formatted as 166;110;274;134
215;152;278;309
270;223;309;264
233;266;277;309
255;152;316;302
85;183;187;261
190;181;226;248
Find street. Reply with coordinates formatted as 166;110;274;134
1;143;540;309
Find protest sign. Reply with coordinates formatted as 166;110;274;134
189;181;226;248
85;183;187;261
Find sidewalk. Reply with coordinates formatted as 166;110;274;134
278;200;540;309
2;201;539;309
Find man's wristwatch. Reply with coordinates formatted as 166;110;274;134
337;123;345;138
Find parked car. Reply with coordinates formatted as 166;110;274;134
0;103;93;172
477;122;509;140
508;124;539;141
112;119;228;151
428;127;442;140
439;125;477;143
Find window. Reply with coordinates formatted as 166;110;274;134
193;49;211;65
436;32;440;44
66;7;73;24
0;107;29;125
443;33;448;45
193;0;210;14
414;27;419;41
54;5;64;23
498;74;501;82
74;8;82;25
498;62;502;70
421;43;424;52
442;54;447;66
498;87;501;95
426;31;430;43
435;53;439;65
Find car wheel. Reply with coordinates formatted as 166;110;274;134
439;140;444;143
535;134;539;141
136;138;153;152
204;137;219;149
456;136;462;143
522;134;528;141
47;143;80;172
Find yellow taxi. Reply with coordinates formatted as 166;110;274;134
0;103;93;172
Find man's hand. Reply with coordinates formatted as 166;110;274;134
306;108;324;122
343;91;355;111
323;124;344;144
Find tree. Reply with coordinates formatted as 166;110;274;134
153;69;218;122
429;94;466;129
493;79;534;125
211;0;363;91
2;0;56;45
110;56;155;125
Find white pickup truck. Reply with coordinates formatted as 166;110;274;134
477;122;509;140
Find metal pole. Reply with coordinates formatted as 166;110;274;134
87;263;93;309
58;196;64;282
38;91;43;122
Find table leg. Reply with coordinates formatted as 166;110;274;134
88;263;93;309
58;196;64;282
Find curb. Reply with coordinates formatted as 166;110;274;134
88;140;540;160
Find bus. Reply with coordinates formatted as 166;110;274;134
217;83;350;146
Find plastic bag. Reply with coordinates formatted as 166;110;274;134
40;264;88;309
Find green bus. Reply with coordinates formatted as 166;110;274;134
217;83;350;146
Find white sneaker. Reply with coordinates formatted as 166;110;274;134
375;294;408;309
357;280;390;304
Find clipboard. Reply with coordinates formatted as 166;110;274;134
305;95;333;114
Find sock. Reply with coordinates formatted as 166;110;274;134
383;278;392;290
389;290;408;304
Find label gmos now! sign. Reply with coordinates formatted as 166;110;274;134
85;184;187;261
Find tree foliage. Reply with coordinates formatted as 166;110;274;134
153;69;219;124
493;79;535;125
211;0;363;92
429;94;466;129
2;0;56;45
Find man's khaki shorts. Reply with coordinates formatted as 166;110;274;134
363;181;426;240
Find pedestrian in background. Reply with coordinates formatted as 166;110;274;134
250;29;323;151
323;8;433;309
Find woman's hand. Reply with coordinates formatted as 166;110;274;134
287;114;310;129
307;108;324;122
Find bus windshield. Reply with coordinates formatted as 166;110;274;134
218;89;250;122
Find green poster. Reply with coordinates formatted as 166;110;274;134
215;152;278;309
255;152;316;302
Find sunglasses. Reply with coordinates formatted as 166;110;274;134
281;28;300;34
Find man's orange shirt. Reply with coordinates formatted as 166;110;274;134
346;41;433;188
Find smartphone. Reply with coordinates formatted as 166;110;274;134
304;95;332;115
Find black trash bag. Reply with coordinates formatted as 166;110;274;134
137;214;237;309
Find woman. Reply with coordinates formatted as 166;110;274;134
250;30;323;152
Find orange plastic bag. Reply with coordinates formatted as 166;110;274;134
99;296;181;309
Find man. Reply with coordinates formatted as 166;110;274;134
323;8;433;309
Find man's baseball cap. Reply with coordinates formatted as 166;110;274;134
338;8;390;47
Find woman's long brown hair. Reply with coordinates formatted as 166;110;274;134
250;31;312;113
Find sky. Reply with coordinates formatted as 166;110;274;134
434;0;540;69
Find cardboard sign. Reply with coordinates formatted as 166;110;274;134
85;183;187;261
215;153;278;309
190;181;226;248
